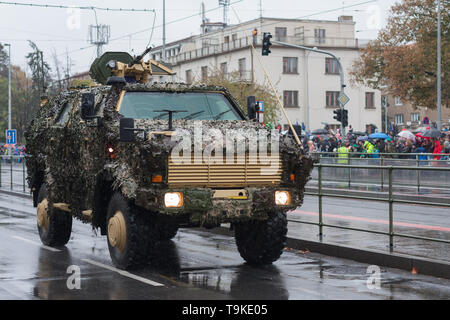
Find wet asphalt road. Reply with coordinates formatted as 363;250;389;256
0;193;450;300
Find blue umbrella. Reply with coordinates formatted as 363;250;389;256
369;132;389;139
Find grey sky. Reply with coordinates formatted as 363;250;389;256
0;0;398;76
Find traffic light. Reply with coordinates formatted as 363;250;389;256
262;32;272;56
342;109;348;127
333;109;342;122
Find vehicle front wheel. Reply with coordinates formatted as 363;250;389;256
234;210;287;265
36;184;72;247
106;193;151;269
153;215;179;241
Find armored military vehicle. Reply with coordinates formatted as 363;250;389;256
25;50;313;269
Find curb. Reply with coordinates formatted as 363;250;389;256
212;226;450;280
0;189;32;199
285;238;450;280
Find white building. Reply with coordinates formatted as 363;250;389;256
152;16;382;133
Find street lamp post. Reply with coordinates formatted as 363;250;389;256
272;40;347;136
5;43;11;158
437;0;441;130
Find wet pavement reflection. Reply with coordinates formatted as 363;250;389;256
0;193;449;300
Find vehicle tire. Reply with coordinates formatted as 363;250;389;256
154;216;179;241
36;184;72;247
106;192;150;270
234;210;287;265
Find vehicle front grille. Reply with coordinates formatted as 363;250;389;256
168;153;282;187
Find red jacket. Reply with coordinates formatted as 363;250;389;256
433;141;442;160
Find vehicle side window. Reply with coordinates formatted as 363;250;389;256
54;102;72;126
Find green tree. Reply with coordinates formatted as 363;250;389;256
26;41;52;93
0;43;9;78
0;42;52;143
350;0;449;109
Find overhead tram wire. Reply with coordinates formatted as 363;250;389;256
0;1;155;12
55;1;244;58
104;0;378;46
228;0;380;35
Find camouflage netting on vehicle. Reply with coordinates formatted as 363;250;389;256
25;82;313;227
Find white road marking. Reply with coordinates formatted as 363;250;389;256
12;236;61;252
81;258;165;287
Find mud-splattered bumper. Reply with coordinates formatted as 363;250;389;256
135;186;302;224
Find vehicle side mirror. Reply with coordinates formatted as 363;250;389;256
247;96;257;121
120;118;135;142
81;93;95;120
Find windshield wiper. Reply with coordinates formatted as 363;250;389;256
213;109;232;120
183;110;204;120
154;109;187;130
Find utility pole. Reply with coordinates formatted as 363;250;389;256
5;44;11;157
162;0;166;61
5;44;11;132
305;51;310;134
272;40;347;136
437;0;441;130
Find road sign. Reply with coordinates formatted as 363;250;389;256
257;101;264;124
6;129;17;145
338;93;350;106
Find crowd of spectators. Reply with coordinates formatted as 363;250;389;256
302;126;450;162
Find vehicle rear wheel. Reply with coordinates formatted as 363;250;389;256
106;192;152;270
234;210;287;265
37;184;72;247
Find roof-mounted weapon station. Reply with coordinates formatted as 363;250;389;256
89;48;174;85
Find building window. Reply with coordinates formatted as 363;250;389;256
365;92;375;109
283;91;298;107
411;113;420;122
394;96;403;106
283;57;298;74
201;66;208;81
395;114;404;125
220;62;227;76
185;70;193;84
325;57;339;74
232;33;237;42
314;28;326;44
275;27;287;41
238;58;246;78
326;91;340;107
224;35;229;43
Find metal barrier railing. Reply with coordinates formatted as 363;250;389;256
291;163;450;249
0;155;27;192
310;152;450;191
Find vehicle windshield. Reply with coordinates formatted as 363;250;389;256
119;91;244;121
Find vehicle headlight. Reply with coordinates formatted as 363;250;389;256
275;191;291;206
164;192;183;208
